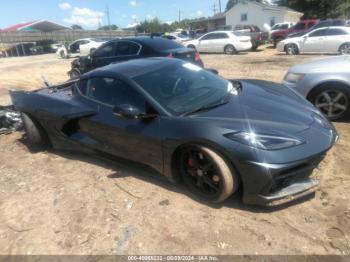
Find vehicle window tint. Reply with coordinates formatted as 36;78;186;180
80;40;90;45
84;77;146;109
327;29;348;36
281;24;288;29
116;41;141;56
94;43;114;57
215;33;229;39
77;80;87;95
163;35;176;40
145;38;183;51
201;33;215;40
307;22;317;29
309;28;328;37
293;23;305;30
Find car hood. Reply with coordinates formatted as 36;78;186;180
289;55;350;74
191;80;320;135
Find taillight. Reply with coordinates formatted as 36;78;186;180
195;52;201;61
167;53;173;58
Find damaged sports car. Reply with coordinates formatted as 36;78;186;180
10;58;338;206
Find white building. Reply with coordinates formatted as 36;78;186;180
225;1;303;30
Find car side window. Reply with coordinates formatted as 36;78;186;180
307;22;317;29
201;33;214;40
309;29;328;37
93;43;114;57
116;41;141;56
294;23;305;30
327;29;348;36
83;77;146;110
215;33;229;39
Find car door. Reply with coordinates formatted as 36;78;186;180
75;77;163;171
301;28;328;53
213;33;230;52
197;33;216;52
324;28;350;53
90;42;117;68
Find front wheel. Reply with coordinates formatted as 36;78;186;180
21;113;50;148
339;43;350;55
224;44;237;55
179;145;238;203
285;43;299;55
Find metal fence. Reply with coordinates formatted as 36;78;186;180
0;30;139;57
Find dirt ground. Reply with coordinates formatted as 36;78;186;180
0;46;349;255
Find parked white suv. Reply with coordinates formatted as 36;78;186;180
186;31;252;54
277;26;350;55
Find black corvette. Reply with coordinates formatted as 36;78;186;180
69;36;204;79
10;58;337;206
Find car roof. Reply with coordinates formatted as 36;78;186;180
311;26;350;31
82;57;182;79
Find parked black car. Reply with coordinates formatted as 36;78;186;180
11;58;337;206
69;36;204;79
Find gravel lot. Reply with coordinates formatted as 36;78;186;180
0;46;349;255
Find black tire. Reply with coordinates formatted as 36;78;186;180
60;50;66;59
308;84;350;121
70;69;81;80
187;45;196;50
179;145;238;203
21;113;50;147
224;44;237;55
339;43;350;55
285;43;299;55
251;45;258;51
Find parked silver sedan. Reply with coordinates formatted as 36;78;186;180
283;56;350;120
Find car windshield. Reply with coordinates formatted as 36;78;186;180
132;62;232;115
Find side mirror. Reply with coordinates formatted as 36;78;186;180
112;104;156;120
206;68;219;75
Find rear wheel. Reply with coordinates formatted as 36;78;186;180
60;50;66;58
179;145;238;203
224;44;237;55
90;48;96;54
70;69;81;79
187;45;196;50
285;43;299;55
21;113;50;147
309;84;350;121
339;43;350;55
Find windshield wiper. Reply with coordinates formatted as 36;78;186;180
182;101;229;116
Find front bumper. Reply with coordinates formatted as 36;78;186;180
240;152;327;206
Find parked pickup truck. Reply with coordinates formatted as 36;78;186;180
234;25;268;50
271;19;320;47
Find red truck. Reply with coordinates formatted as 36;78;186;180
271;19;320;47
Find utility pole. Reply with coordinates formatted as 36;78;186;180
218;0;222;13
178;9;181;22
212;3;218;14
106;4;111;30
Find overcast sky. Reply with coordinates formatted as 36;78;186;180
0;0;230;29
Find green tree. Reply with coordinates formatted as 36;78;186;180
98;24;118;30
275;0;350;19
71;24;83;30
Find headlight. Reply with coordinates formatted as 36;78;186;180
284;73;305;84
225;131;304;150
